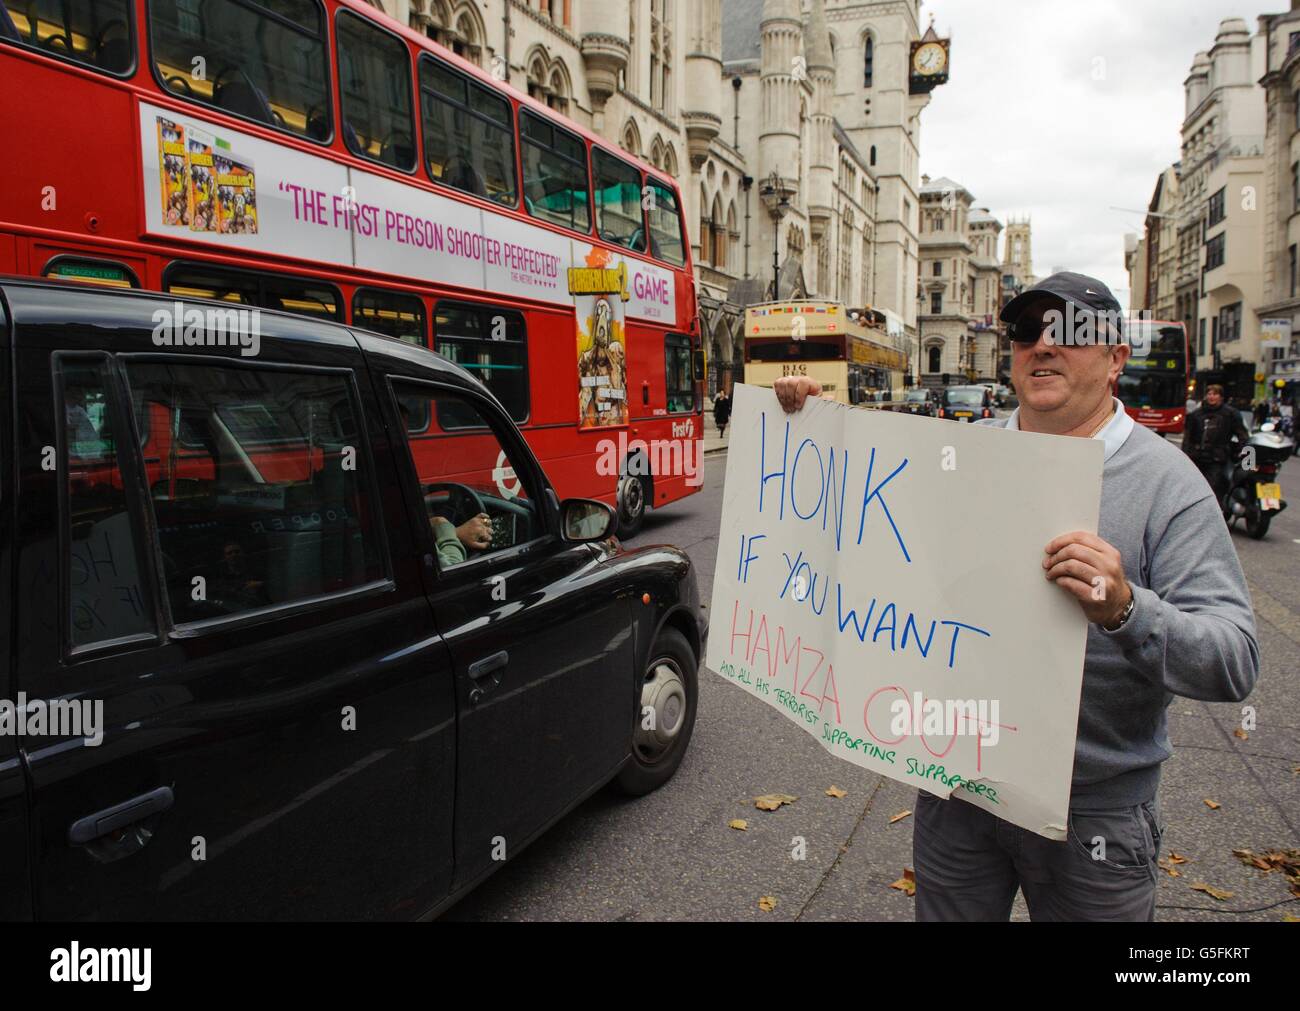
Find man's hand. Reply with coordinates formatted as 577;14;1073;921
773;376;826;413
1043;530;1132;627
456;513;493;551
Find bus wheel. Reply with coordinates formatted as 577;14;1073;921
615;627;697;796
618;474;648;536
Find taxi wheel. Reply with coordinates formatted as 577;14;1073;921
615;628;697;796
617;474;648;537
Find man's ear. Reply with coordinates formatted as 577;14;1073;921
1107;341;1130;384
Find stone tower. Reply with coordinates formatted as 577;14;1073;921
579;0;630;126
758;0;802;205
1002;217;1034;282
683;0;723;169
804;0;835;294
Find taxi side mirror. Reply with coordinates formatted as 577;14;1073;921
561;498;617;542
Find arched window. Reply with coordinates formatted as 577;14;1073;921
527;58;546;102
927;345;942;373
663;145;678;179
711;195;726;267
622;120;641;158
548;67;570;115
452;9;482;66
863;36;874;88
699;185;713;265
726;201;738;269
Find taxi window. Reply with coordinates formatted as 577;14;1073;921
393;384;539;571
150;0;332;143
3;0;134;76
59;358;156;651
125;361;386;623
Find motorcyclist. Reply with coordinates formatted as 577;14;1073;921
1182;384;1249;502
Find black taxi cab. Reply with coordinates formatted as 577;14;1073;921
0;278;703;920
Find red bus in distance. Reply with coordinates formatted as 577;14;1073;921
0;0;703;533
1117;319;1191;436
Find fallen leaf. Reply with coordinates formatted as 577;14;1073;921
1190;882;1234;901
1283;914;1300;922
1233;728;1248;740
888;868;916;896
825;785;847;798
1203;799;1221;810
1292;765;1300;777
754;793;798;811
889;809;913;825
1156;857;1182;878
728;819;748;831
1168;852;1189;865
758;895;776;912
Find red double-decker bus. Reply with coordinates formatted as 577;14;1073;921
1118;319;1191;435
0;0;703;533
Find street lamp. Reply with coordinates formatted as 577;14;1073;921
759;170;792;299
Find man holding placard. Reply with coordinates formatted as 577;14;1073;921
773;272;1257;922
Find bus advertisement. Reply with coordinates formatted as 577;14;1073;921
742;301;908;406
0;0;703;534
1117;319;1191;435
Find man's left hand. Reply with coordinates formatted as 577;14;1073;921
1043;530;1132;627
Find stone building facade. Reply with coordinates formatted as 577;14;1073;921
917;176;1005;387
369;0;943;395
1258;1;1300;396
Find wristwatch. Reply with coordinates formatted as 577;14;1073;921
1103;593;1135;632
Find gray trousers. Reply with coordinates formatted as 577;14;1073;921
912;789;1162;922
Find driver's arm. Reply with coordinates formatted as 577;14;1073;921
430;516;467;566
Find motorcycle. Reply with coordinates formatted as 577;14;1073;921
1222;423;1293;539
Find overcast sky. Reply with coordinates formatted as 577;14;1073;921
919;0;1283;308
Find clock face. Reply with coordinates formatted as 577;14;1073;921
914;42;947;76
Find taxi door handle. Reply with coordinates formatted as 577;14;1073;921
467;651;508;706
468;651;508;682
69;786;174;845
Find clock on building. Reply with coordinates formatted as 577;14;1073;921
909;26;950;94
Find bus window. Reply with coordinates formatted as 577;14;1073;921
665;335;693;414
520;110;590;234
42;257;138;289
646;180;686;267
592;148;645;252
420;56;517;206
163;263;342;322
434;302;528;426
150;0;331;143
353;289;426;346
3;0;134;76
336;10;414;171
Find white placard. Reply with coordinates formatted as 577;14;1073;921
706;385;1104;839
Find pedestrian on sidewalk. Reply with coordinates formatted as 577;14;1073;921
1183;384;1249;503
712;387;731;439
773;271;1258;923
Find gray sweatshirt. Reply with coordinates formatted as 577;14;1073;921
980;406;1259;809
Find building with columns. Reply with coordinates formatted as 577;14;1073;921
916;176;1005;386
369;0;945;394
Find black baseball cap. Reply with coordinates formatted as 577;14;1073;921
1002;271;1124;342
